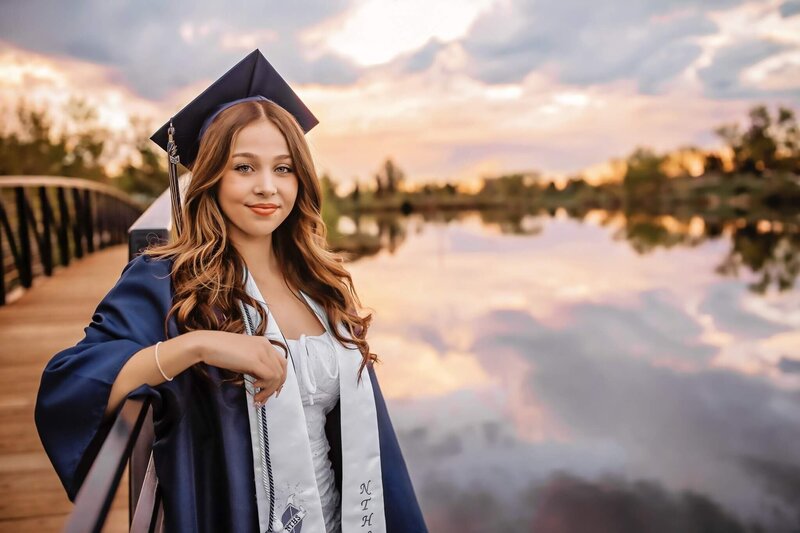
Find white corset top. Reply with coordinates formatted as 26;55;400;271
286;330;342;533
287;331;340;407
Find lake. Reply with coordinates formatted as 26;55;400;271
342;208;800;533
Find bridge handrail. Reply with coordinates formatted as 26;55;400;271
0;176;140;206
0;176;143;305
63;177;185;532
63;398;158;533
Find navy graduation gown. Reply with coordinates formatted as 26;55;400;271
34;254;428;533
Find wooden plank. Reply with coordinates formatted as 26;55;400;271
0;244;131;532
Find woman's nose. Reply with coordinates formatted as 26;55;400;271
253;171;278;195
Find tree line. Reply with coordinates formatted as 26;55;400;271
623;104;799;189
1;96;796;206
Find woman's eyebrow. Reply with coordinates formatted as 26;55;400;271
232;152;292;161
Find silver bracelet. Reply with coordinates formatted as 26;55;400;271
154;341;174;381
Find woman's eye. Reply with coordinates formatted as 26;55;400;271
276;165;294;174
235;164;253;173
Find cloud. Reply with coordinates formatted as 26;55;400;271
778;356;800;374
566;288;715;365
460;0;724;90
637;41;704;94
462;301;800;526
698;38;798;99
2;0;798;181
0;0;355;99
300;0;495;67
419;471;755;532
779;0;800;18
529;473;752;533
400;38;448;74
293;51;361;85
390;295;800;529
698;281;793;339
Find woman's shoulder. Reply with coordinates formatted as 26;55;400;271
111;252;176;297
122;252;174;278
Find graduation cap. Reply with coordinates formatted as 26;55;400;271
149;48;320;236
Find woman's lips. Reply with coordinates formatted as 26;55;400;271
248;205;279;216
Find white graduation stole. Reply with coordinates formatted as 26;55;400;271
239;268;386;533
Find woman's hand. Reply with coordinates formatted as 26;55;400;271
195;330;288;405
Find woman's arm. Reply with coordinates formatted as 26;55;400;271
104;331;204;418
37;254;287;501
35;254;176;501
106;321;292;418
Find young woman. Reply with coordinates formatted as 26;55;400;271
34;50;428;533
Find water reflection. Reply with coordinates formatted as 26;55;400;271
330;208;799;295
718;221;800;293
422;473;756;533
339;211;800;532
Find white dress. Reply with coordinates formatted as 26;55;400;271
286;330;342;533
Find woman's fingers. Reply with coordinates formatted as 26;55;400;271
261;378;287;402
261;381;281;401
278;358;287;395
271;353;288;398
254;374;286;404
253;361;281;389
254;371;285;404
255;348;288;382
251;342;291;405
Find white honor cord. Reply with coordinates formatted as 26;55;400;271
241;299;292;533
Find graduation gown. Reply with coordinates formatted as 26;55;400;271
34;253;428;533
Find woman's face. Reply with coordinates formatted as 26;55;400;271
217;119;299;246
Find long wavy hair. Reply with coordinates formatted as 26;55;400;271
143;99;378;386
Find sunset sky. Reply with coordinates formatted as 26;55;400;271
1;0;799;192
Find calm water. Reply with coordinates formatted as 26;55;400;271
343;209;800;533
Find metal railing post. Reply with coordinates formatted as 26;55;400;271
0;176;143;304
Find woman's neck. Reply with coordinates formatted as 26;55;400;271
232;234;281;279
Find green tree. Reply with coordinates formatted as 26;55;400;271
115;117;168;202
0;96;108;181
61;96;108;181
704;153;725;174
623;147;667;189
374;158;405;197
479;173;529;198
563;176;589;193
774;107;800;172
318;171;342;238
714;104;800;175
319;171;338;202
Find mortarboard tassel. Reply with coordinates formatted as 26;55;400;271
166;119;184;238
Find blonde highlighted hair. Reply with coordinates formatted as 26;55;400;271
144;99;378;385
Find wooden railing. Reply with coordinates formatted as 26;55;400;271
63;182;181;532
0;176;142;305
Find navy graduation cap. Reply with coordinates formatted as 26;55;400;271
150;48;319;170
149;48;319;235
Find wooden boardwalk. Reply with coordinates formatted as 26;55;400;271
0;245;132;532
